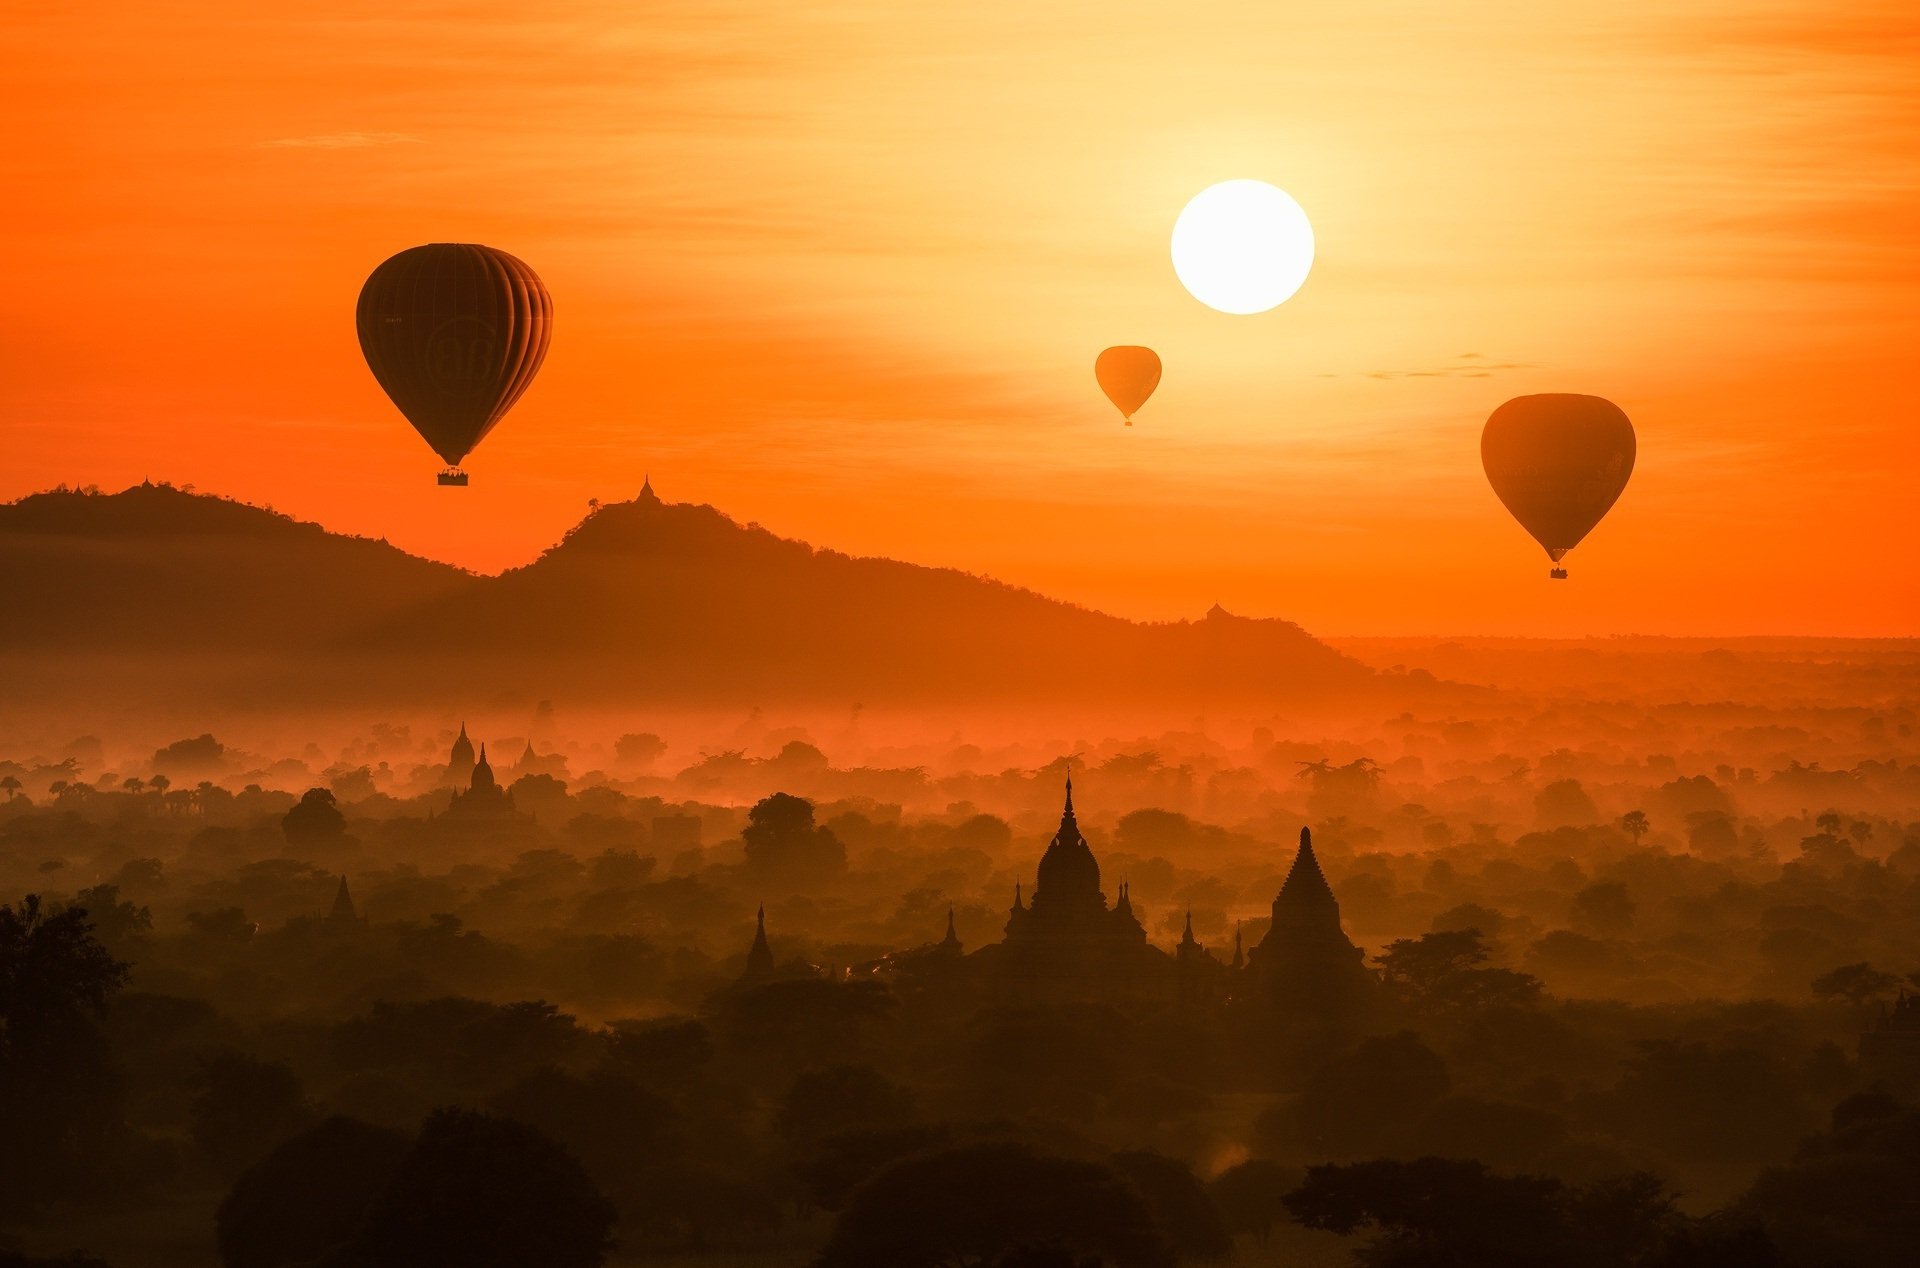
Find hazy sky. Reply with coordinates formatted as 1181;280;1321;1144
4;0;1915;635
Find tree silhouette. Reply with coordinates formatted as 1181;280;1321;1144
0;896;133;1214
1374;929;1543;1015
1619;810;1650;846
217;1116;410;1268
776;1065;915;1156
282;787;347;846
815;1142;1175;1268
354;1107;616;1268
1209;1158;1301;1245
1286;1158;1678;1268
191;1051;319;1179
742;792;847;879
1810;962;1902;1008
1110;1151;1230;1261
1263;1032;1451;1159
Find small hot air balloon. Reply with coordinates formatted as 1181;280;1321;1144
1095;346;1161;425
356;243;552;485
1481;394;1635;579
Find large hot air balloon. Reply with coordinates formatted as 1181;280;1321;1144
1481;394;1635;579
356;243;552;485
1095;346;1161;425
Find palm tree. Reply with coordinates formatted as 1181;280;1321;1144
1619;810;1649;846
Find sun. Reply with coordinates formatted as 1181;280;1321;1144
1171;180;1315;315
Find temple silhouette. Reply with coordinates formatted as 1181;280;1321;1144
742;779;1374;1025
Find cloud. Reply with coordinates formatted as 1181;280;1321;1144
1359;357;1539;381
257;132;421;150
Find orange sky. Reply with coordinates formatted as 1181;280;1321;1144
4;1;1916;636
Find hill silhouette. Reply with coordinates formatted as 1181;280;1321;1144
0;483;473;654
2;482;1373;713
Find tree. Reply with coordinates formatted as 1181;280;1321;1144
742;792;846;879
1110;1151;1230;1261
281;788;347;846
1285;1158;1678;1268
0;894;130;1059
490;1066;677;1195
66;885;151;957
1810;962;1902;1008
816;1142;1175;1268
217;1116;411;1268
0;895;133;1214
1373;929;1543;1015
0;774;20;800
1209;1159;1301;1245
1571;881;1636;935
1619;810;1650;846
1262;1032;1451;1159
354;1108;615;1268
192;1051;319;1179
1735;1093;1920;1267
775;1065;914;1155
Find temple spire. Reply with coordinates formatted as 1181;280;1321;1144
941;906;962;950
330;875;356;922
742;904;774;981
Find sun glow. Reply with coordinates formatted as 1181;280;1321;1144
1170;180;1315;315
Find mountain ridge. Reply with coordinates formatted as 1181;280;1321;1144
2;481;1375;712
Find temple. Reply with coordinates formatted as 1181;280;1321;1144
741;905;776;983
1246;826;1374;1022
447;723;475;787
977;779;1159;994
1861;990;1920;1096
444;742;517;820
725;779;1375;1026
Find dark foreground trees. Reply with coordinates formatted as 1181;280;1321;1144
0;895;134;1216
814;1142;1174;1268
217;1117;410;1268
217;1109;614;1268
1284;1157;1701;1268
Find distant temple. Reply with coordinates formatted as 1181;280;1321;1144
329;874;357;923
324;872;360;929
1861;990;1920;1095
447;723;475;787
1246;827;1374;1022
723;779;1374;1026
979;780;1162;994
741;905;776;983
444;743;517;820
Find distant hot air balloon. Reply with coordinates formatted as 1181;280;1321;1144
356;243;552;485
1481;394;1635;579
1095;346;1162;425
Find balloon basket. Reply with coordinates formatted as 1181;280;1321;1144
437;469;470;487
1549;567;1568;580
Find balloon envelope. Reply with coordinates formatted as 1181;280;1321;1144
1095;346;1161;423
1481;394;1635;563
356;243;552;471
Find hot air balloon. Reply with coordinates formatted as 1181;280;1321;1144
1095;346;1161;425
356;243;552;485
1481;394;1635;579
